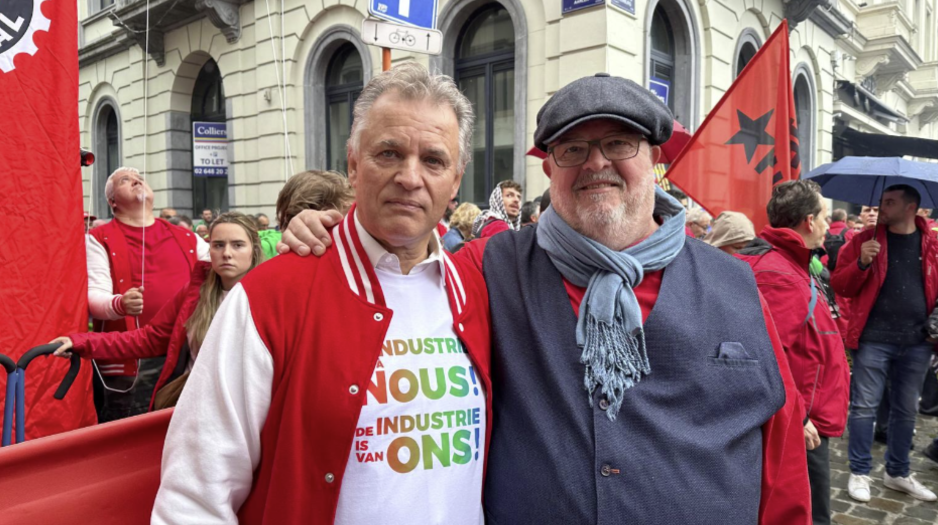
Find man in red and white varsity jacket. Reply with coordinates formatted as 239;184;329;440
87;167;208;422
153;64;491;524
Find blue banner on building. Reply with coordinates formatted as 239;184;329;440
562;0;604;14
649;77;670;107
192;122;229;178
609;0;635;14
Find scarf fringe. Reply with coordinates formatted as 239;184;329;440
581;314;651;421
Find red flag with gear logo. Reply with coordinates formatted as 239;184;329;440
665;20;801;232
0;0;96;438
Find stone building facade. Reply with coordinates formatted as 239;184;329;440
78;0;938;221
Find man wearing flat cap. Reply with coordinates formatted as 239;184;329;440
281;72;811;524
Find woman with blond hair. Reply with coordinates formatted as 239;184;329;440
50;212;264;409
442;202;481;253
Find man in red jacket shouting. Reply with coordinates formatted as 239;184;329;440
737;180;850;525
153;64;491;524
833;185;938;503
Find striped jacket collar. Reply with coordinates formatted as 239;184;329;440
353;210;446;284
332;204;468;315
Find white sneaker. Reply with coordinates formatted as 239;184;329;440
884;473;938;501
848;473;872;502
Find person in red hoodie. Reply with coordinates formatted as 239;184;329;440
737;180;850;525
833;185;938;503
50;212;263;410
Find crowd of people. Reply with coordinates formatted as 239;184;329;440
54;63;938;524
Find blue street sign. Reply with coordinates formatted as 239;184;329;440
562;0;604;14
609;0;635;14
649;77;670;106
369;0;438;30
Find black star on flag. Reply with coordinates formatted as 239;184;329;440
725;109;775;163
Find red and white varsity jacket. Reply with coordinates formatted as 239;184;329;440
87;218;202;376
153;209;492;524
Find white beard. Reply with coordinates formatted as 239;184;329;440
561;172;655;249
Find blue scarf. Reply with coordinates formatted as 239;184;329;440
536;187;686;420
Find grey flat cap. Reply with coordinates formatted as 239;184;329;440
534;73;674;151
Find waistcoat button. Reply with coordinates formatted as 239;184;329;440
119;279;124;284
325;473;335;483
374;313;384;322
458;323;465;332
349;384;360;395
599;398;610;411
601;465;612;477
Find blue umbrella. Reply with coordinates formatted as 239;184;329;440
804;157;938;208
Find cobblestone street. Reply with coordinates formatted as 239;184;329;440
832;414;938;524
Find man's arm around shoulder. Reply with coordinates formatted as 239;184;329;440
450;237;492;273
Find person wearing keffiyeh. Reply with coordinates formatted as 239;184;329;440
472;180;523;238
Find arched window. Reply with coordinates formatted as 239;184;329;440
734;29;762;78
793;69;815;171
191;59;228;214
736;43;757;76
92;100;121;218
455;4;515;204
325;44;364;174
649;8;675;114
646;0;698;127
105;111;119;181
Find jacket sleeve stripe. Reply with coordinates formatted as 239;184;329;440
333;221;361;298
343;212;378;305
445;269;463;315
443;254;467;307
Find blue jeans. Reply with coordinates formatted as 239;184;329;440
848;342;933;477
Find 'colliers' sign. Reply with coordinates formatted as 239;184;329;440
193;122;229;177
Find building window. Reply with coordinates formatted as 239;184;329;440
736;43;757;76
95;0;114;13
646;0;698;127
455;4;514;205
734;29;762;78
191;59;228;215
325;44;363;174
793;68;815;171
93;101;121;218
650;9;675;115
926;9;934;61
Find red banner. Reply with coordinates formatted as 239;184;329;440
0;410;171;523
666;20;801;232
0;0;96;438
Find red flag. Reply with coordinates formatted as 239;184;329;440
0;0;96;438
666;20;801;232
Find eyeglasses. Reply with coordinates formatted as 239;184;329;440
548;134;642;167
